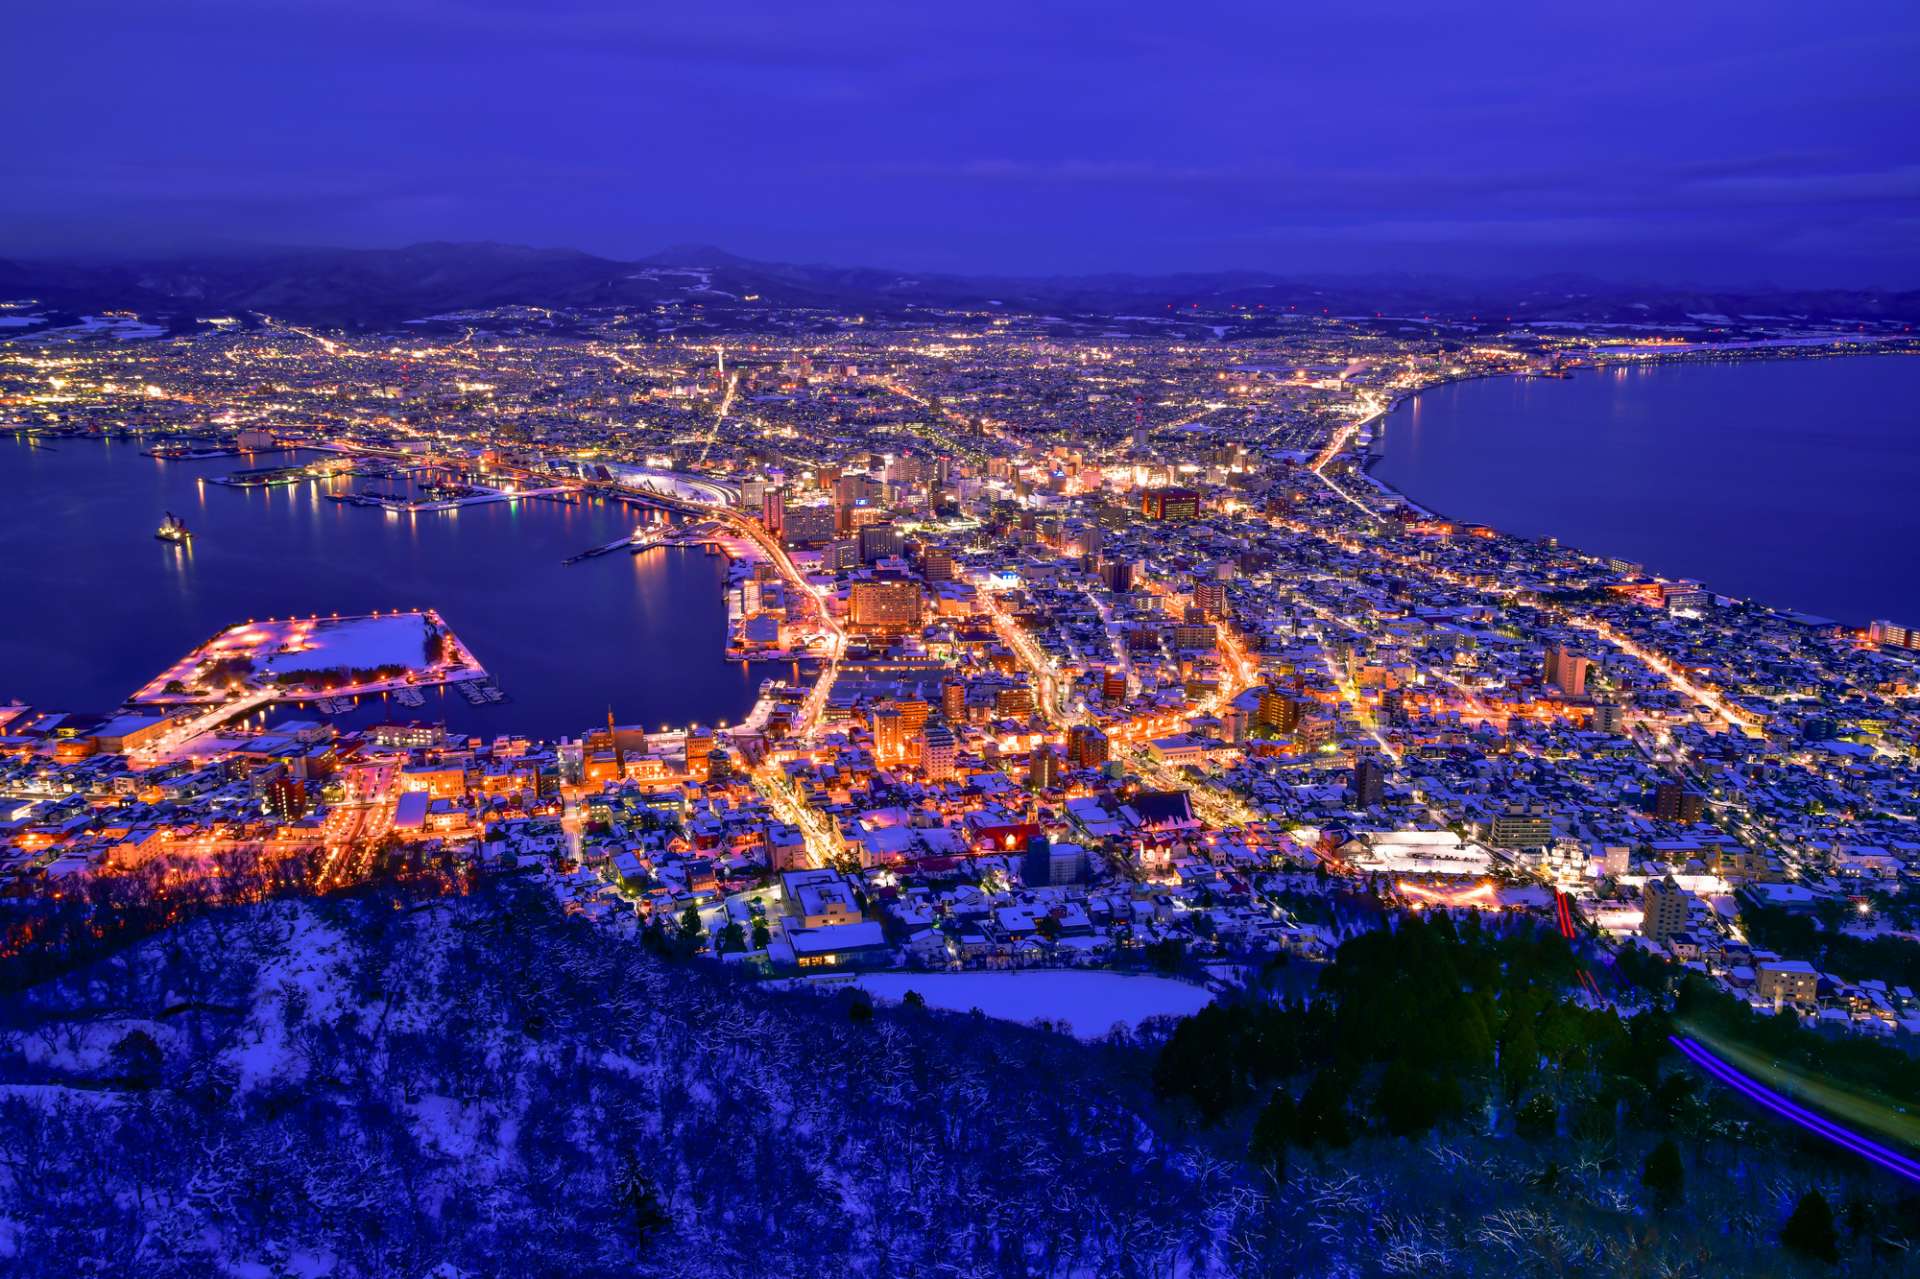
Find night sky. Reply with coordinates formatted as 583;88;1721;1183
7;1;1919;284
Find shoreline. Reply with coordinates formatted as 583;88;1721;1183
1351;346;1918;628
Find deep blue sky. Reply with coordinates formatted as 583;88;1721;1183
6;1;1919;285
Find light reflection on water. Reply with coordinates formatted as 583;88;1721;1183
0;440;767;737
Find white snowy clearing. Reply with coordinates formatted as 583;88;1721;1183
848;970;1214;1039
268;614;431;674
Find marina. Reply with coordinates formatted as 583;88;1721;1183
0;439;762;738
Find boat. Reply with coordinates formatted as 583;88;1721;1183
155;512;192;543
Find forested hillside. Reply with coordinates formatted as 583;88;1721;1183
0;882;1909;1277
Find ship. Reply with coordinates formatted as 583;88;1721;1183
155;512;192;543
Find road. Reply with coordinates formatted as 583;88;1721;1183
980;585;1073;726
131;687;280;766
1670;1032;1920;1184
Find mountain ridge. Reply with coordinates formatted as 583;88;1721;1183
3;239;1917;331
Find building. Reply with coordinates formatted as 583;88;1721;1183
1591;700;1625;734
1256;688;1304;734
1028;744;1060;791
941;678;966;722
1021;834;1086;887
1352;756;1386;808
1869;619;1914;650
1489;804;1553;848
760;489;785;538
919;722;956;780
849;578;923;632
1642;875;1691;943
871;704;907;762
1171;623;1216;651
1542;643;1590;698
858;522;903;563
780;503;836;547
919;545;955;582
1139;487;1200;520
264;775;309;821
1755;959;1820;1010
1653;781;1705;824
1066;723;1109;770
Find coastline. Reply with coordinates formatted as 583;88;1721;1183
1351;346;1920;626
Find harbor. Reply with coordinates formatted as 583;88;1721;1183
0;438;765;739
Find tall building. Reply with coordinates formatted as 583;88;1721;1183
871;704;907;762
780;504;836;547
760;489;785;538
849;578;923;632
1542;643;1590;697
941;678;967;723
1139;487;1200;520
1352;756;1386;808
1489;804;1553;848
919;545;955;582
1591;700;1625;734
1022;833;1086;887
919;722;956;780
1256;688;1304;734
1653;781;1705;824
1642;876;1691;943
1066;723;1110;770
1870;619;1915;649
1193;581;1228;618
1028;744;1060;791
858;522;903;563
264;774;309;821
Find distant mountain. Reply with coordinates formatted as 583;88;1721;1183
2;240;1917;331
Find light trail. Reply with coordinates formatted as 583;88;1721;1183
1670;1036;1920;1184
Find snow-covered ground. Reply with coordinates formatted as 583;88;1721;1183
849;970;1214;1039
270;614;431;673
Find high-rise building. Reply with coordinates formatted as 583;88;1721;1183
871;704;907;762
919;545;955;582
994;684;1034;718
264;774;309;821
1489;804;1553;848
1066;723;1109;769
760;489;785;538
1642;876;1691;943
780;504;836;547
1653;781;1705;824
1256;688;1303;733
849;577;923;632
1171;623;1216;651
1352;756;1386;808
1870;619;1915;649
1591;700;1625;734
941;678;966;723
1193;581;1228;618
1542;643;1590;697
858;522;903;563
1139;487;1201;520
1022;833;1086;887
1028;744;1060;791
919;722;956;780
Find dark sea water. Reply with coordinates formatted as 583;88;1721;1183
1374;354;1920;624
2;440;763;738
